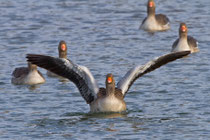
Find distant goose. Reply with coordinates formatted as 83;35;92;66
47;41;69;80
11;62;45;85
140;0;170;32
171;23;199;53
26;51;190;112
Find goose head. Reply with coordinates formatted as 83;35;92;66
58;40;67;59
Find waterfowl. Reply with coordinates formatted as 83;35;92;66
26;51;190;112
11;62;45;85
171;23;199;53
140;0;170;32
47;41;69;80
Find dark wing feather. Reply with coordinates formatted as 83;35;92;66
26;54;99;104
187;36;198;48
97;88;123;100
97;88;106;98
140;17;147;29
172;39;179;51
12;67;29;78
117;51;190;96
155;14;170;25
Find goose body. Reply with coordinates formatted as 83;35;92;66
11;62;45;85
140;0;170;32
90;88;126;112
172;23;199;53
26;51;190;112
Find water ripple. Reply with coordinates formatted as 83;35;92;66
0;0;210;139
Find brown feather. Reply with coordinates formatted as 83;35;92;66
12;67;29;78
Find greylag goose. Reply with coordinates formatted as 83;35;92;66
140;0;170;32
26;51;190;112
11;62;45;85
47;40;68;77
171;23;199;53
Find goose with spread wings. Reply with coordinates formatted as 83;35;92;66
26;51;190;112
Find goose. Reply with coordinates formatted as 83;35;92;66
26;51;190;112
11;62;45;85
171;23;199;53
47;40;68;78
140;0;170;32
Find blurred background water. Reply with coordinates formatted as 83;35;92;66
0;0;210;139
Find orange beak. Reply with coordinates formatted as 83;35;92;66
181;25;187;32
61;44;66;51
107;77;112;83
149;2;153;8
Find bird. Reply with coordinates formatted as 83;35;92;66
171;23;199;53
26;51;190;113
140;0;170;32
47;40;68;77
11;62;45;85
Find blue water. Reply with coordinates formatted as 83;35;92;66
0;0;210;139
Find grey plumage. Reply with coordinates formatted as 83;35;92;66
117;51;190;96
26;54;98;104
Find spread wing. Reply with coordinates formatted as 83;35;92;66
117;51;190;96
26;54;99;104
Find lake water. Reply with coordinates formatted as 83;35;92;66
0;0;210;139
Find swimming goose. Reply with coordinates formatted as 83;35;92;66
140;0;170;32
26;51;190;112
171;23;199;53
47;40;68;77
11;62;45;85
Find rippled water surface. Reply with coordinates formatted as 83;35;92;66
0;0;210;139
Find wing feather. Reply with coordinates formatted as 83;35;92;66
155;14;170;25
26;54;99;104
172;39;179;51
187;36;198;48
12;67;29;78
117;51;190;96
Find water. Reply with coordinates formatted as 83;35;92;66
0;0;210;139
